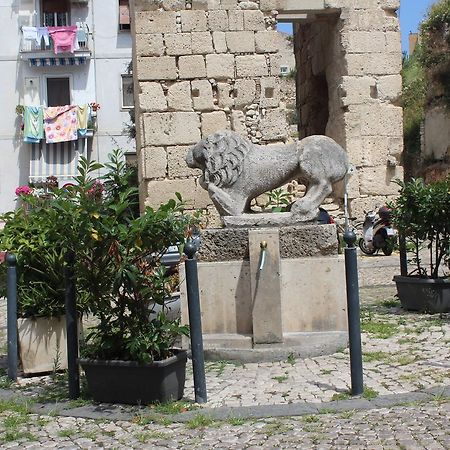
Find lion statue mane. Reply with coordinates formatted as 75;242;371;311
186;131;349;223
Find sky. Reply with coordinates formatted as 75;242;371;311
277;0;438;54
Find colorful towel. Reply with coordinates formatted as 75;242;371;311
23;106;44;143
48;26;77;54
77;104;89;137
44;105;78;143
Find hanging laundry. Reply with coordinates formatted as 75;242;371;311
36;27;50;47
48;26;78;54
23;106;44;143
44;105;78;143
22;26;38;43
77;104;89;137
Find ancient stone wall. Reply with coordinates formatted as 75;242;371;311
131;0;404;222
131;0;292;224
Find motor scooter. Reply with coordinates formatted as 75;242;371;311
359;206;396;255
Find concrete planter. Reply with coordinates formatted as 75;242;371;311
393;275;450;314
79;349;187;404
18;315;69;375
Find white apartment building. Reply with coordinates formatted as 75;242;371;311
0;0;135;213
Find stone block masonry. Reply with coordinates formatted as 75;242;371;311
131;0;290;213
131;0;404;221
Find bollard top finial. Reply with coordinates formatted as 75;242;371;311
343;229;357;247
6;253;17;265
184;240;197;259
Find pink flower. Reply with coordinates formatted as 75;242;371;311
15;185;32;196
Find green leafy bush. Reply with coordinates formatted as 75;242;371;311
389;177;450;278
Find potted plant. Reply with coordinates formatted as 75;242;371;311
390;177;450;313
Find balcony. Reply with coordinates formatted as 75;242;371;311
20;23;91;65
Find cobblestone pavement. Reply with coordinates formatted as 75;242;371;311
0;255;449;448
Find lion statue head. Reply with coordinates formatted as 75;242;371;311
186;131;251;188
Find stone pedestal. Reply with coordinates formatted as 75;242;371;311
180;224;348;361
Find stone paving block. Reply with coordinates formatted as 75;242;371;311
225;31;255;53
228;10;244;30
137;56;177;80
206;53;235;79
236;55;268;77
179;55;207;79
165;33;192;55
191;32;214;54
191;79;215;110
181;10;208;32
167;81;193;111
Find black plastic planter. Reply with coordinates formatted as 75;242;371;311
79;349;187;404
393;275;450;314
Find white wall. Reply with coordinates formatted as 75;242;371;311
0;0;134;213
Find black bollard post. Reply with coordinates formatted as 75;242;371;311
343;230;364;396
184;240;207;404
399;233;408;277
64;251;79;399
6;254;18;381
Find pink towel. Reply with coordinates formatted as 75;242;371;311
48;26;77;54
44;105;78;143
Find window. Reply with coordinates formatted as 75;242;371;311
46;77;71;107
42;0;70;26
280;66;289;76
121;74;134;109
119;0;131;31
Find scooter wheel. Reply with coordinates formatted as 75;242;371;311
382;239;395;256
359;238;377;255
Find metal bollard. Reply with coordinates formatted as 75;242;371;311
399;233;408;277
64;251;80;399
343;230;364;396
6;254;18;381
184;240;207;404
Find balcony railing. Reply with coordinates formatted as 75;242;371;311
20;23;91;59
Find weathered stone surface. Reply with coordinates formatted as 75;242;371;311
134;11;177;34
376;74;402;103
359;166;403;196
217;82;235;108
236;55;268;77
206;54;235;79
234;79;256;107
186;132;348;219
197;224;338;261
135;34;164;57
212;31;228;53
201;111;228;136
358;104;403;136
167;146;201;178
139;82;167;111
167;81;193;111
268;53;282;76
141;146;167;179
259;77;279;108
144;112;201;145
238;1;259;10
165;33;192;55
243;10;265;31
228;10;244;30
225;31;255;53
181;10;208;32
346;53;402;76
255;31;280;53
219;0;238;10
260;108;287;140
191;32;214;54
191;79;215;110
179;55;207;79
162;0;185;10
259;0;280;10
137;56;177;80
342;31;386;53
230;110;247;135
144;177;211;209
208;10;228;30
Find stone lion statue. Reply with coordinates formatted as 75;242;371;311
186;131;349;223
